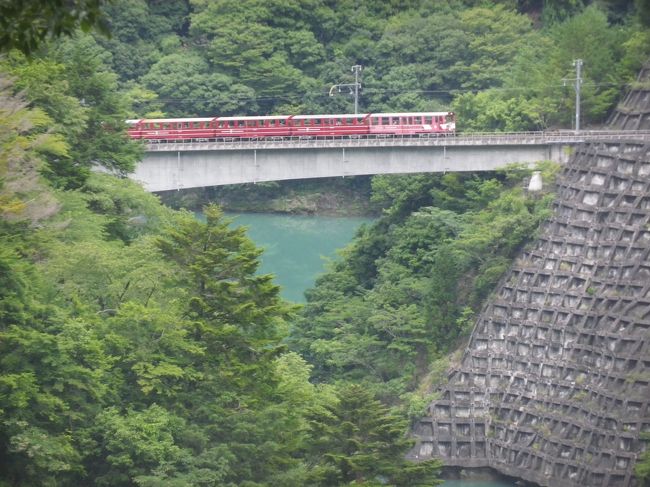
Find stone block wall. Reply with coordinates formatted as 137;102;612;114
410;62;650;487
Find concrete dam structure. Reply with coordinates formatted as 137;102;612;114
410;63;650;486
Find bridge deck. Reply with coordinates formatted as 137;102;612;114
131;130;650;191
142;130;650;152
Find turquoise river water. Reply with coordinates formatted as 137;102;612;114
226;211;372;302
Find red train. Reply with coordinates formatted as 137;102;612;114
126;112;456;141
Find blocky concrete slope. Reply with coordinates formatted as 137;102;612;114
410;62;650;487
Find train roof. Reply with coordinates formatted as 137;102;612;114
291;113;370;119
137;117;216;123
369;112;453;117
216;115;292;121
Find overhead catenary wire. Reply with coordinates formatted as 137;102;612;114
142;81;633;106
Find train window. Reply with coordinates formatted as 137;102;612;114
314;118;320;126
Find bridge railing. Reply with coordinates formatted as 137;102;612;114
143;130;650;152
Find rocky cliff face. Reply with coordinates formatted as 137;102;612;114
410;62;650;487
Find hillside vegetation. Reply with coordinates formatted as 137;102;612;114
0;1;649;485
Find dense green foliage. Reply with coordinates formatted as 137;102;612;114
0;76;441;485
1;0;649;485
304;383;442;486
289;166;558;404
0;0;112;56
56;0;650;129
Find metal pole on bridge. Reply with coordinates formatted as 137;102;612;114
573;59;583;132
352;65;362;114
329;65;363;114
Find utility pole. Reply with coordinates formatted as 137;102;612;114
564;60;583;132
573;59;583;132
352;65;362;114
329;65;363;114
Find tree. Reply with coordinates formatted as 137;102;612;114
50;35;142;183
0;0;111;56
141;53;256;116
305;383;442;486
0;74;66;222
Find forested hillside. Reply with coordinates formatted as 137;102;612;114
1;0;650;485
93;0;649;130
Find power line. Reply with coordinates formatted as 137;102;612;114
143;80;631;106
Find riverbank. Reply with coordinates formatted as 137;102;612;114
157;176;378;216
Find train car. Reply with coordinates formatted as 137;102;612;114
213;115;293;138
368;112;455;135
127;118;217;140
289;113;371;137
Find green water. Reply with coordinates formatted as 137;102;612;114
226;212;372;302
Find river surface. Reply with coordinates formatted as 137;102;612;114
225;212;372;302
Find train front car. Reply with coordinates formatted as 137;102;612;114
290;114;371;137
126;118;217;141
125;119;144;139
368;112;456;136
439;112;456;133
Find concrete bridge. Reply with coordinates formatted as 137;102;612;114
129;130;650;192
